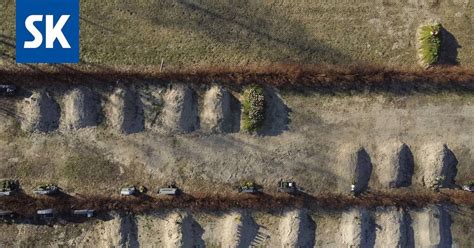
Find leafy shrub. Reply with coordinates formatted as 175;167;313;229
418;23;442;67
242;84;265;132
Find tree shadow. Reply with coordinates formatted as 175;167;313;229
439;26;461;66
258;87;291;136
393;144;414;188
354;148;373;194
150;0;352;64
119;213;139;248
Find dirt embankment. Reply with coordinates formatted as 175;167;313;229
1;205;470;247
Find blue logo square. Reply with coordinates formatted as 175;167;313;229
16;0;79;63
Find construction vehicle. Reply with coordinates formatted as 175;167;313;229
73;209;95;218
238;181;259;193
158;184;180;196
33;184;60;195
277;180;298;194
0;179;20;196
0;85;17;96
120;185;137;196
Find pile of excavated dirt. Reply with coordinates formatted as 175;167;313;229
106;87;144;134
221;211;259;248
260;87;290;136
62;87;101;130
375;142;414;188
201;86;239;133
339;208;376;247
374;207;413;247
95;214;123;247
417;143;458;188
412;205;452;247
338;146;373;193
279;209;315;248
163;212;204;248
161;85;199;133
19;90;60;132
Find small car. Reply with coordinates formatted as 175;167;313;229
158;185;180;196
73;209;95;218
37;208;55;218
0;210;14;218
33;184;60;195
0;85;17;96
120;186;137;196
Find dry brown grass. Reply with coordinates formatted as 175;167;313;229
1;190;472;217
0;64;473;93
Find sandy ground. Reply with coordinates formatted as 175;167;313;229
0;206;471;247
0;84;471;195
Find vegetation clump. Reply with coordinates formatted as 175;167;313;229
417;23;442;67
242;85;265;132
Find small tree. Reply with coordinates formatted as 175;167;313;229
242;85;265;132
417;23;442;68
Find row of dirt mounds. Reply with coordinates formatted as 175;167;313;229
14;84;289;135
1;205;459;247
338;142;459;191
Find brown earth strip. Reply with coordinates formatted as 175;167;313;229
1;190;472;218
0;65;473;93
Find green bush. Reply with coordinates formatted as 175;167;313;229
242;84;265;132
418;23;441;67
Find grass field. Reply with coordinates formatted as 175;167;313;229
1;0;472;68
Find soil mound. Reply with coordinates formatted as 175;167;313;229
375;207;414;247
62;87;101;129
259;87;290;136
279;209;316;248
221;212;259;248
161;85;199;133
163;212;204;248
201;86;239;133
340;208;376;247
418;144;458;188
20;90;60;132
107;87;144;134
412;205;452;247
376;142;414;188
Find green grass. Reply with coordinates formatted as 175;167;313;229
242;84;265;132
1;1;472;67
61;154;119;186
418;23;442;67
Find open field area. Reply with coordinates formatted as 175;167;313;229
1;0;473;246
1;0;473;67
